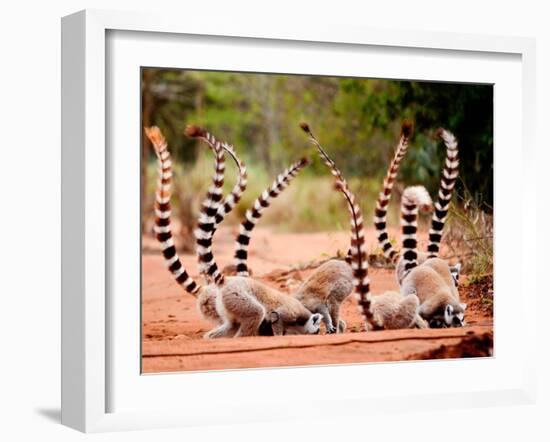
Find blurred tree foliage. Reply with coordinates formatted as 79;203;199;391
391;82;493;211
142;68;493;213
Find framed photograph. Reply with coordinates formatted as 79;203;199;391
61;9;536;433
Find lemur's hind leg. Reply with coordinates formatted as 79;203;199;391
198;287;223;325
388;295;420;329
204;321;239;339
328;300;343;334
235;310;264;337
221;290;266;338
394;288;426;329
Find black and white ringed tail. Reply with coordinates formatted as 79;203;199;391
300;122;378;330
374;121;414;262
213;142;247;229
184;125;227;286
190;128;248;231
426;128;460;258
400;185;433;276
145;126;201;295
234;157;309;277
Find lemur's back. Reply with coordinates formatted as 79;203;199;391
421;258;459;299
294;260;353;307
371;291;420;330
251;278;309;314
222;276;311;316
401;265;448;305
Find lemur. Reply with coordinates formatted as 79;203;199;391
145;125;323;338
194;126;361;336
401;193;466;328
374;123;462;287
375;125;466;328
296;123;381;331
363;185;436;330
293;260;353;333
401;256;466;328
395;128;462;287
228;141;354;334
234;188;354;333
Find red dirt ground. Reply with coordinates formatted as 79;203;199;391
141;226;493;373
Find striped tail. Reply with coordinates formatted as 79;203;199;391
426;128;460;258
300;122;377;330
400;186;433;275
374;120;414;262
184;125;226;286
144;126;201;296
234;158;310;276
213;143;247;229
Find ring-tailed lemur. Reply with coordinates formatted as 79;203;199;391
372;126;466;328
395;180;466;328
401;257;466;328
293;260;353;333
299;123;380;330
373;125;462;287
226;150;354;334
367;186;435;330
231;174;356;333
145;126;323;338
183;125;246;322
187;122;360;336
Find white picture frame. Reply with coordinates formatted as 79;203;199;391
61;8;537;433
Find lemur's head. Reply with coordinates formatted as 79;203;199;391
428;302;467;328
264;311;322;336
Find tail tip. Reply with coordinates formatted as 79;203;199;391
184;124;206;138
436;127;458;147
299;156;310;167
403;185;433;210
144;126;166;148
401;119;414;138
299;122;311;134
436;127;454;139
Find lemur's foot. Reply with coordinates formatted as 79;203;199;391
204;323;235;339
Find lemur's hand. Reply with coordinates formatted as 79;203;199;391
326;324;337;334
